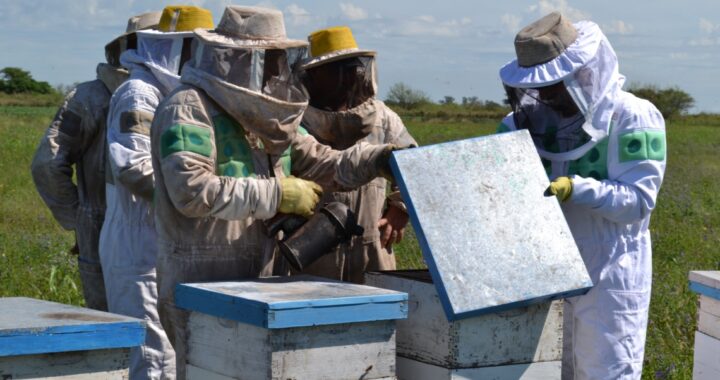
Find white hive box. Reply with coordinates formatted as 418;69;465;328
0;297;146;379
689;271;720;379
373;131;594;379
366;271;562;380
175;275;408;380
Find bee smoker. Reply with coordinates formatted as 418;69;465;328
263;202;364;271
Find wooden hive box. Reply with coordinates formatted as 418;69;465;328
366;271;562;379
371;131;595;379
689;270;720;379
0;297;146;379
175;275;408;380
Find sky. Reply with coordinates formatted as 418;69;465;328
0;0;718;112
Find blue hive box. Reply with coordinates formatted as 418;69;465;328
176;275;408;379
0;297;146;379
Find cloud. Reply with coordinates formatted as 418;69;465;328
339;3;368;21
527;0;590;21
690;37;720;46
603;20;634;35
699;18;719;34
285;4;312;26
388;15;474;38
501;13;521;33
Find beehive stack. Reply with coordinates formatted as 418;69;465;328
689;270;720;379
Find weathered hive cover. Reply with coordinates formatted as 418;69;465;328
0;297;146;356
175;275;408;328
391;129;593;320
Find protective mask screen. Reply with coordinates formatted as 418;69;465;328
300;56;376;111
505;82;590;154
193;43;308;103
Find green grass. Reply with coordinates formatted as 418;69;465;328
0;105;714;378
0;106;82;305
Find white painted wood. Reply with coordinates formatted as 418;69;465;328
187;312;397;380
0;348;130;379
365;272;563;368
697;309;720;340
187;365;237;380
689;271;720;290
699;295;720;317
693;331;720;380
396;356;561;380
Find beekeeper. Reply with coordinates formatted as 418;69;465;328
31;11;161;312
149;6;400;378
100;5;214;379
498;12;666;379
298;26;417;283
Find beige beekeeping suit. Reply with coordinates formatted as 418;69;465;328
30;11;162;313
150;6;393;378
300;99;417;283
31;63;127;311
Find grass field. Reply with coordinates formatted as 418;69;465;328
1;105;717;379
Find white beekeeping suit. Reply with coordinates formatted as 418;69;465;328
99;5;214;379
498;13;666;379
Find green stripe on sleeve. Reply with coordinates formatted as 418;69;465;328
160;124;212;159
619;130;666;163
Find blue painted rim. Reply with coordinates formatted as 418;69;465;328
690;281;720;300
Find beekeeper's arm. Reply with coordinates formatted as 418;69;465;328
563;105;666;224
30;89;85;230
106;82;157;201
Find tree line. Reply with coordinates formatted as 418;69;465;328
385;82;696;120
0;67;699;119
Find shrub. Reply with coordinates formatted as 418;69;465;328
626;84;694;120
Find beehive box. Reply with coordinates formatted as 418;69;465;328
689;271;720;379
0;297;146;379
175;275;408;380
366;271;562;379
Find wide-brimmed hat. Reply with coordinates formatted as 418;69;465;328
104;11;162;65
194;6;307;49
514;12;578;67
301;26;375;70
157;5;214;33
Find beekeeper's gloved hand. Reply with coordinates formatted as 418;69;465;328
544;176;573;202
279;176;323;218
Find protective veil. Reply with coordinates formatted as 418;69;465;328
149;6;394;377
100;28;194;379
30;63;127;312
300;53;417;283
499;20;666;379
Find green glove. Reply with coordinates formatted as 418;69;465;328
279;176;323;217
544;176;573;202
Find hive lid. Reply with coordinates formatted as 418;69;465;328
390;130;593;320
175;275;408;328
0;297;146;356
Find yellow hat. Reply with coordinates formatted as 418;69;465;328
301;26;375;70
158;5;214;33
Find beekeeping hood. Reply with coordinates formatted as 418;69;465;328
499;12;625;161
299;26;380;149
120;6;214;93
99;12;162;93
181;6;309;155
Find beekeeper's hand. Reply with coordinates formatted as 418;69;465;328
378;204;409;249
544;176;573;202
279;176;323;218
